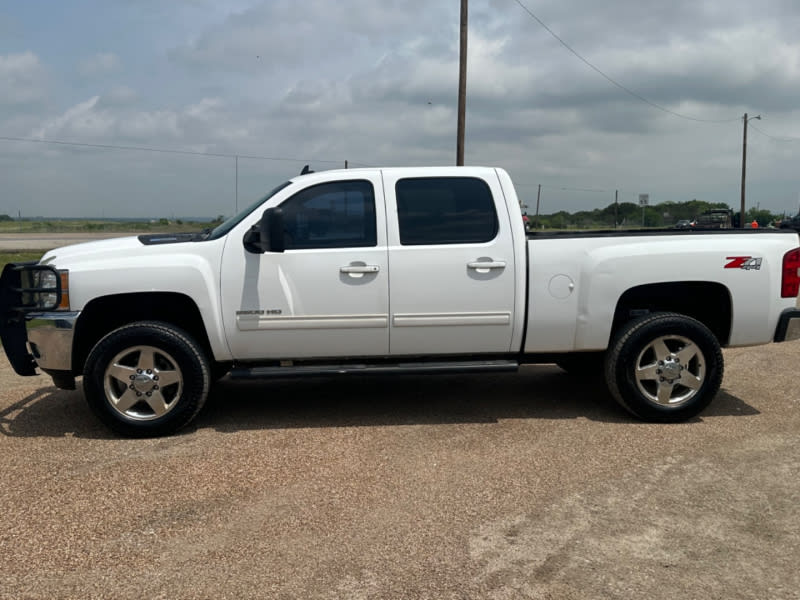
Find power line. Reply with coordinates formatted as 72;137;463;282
547;185;609;193
516;182;612;193
0;135;373;166
510;0;741;124
749;124;800;142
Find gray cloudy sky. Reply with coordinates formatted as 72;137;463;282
2;0;800;219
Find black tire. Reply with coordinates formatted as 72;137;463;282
83;321;210;437
605;312;723;422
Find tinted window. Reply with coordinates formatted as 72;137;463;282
208;181;291;240
280;180;376;249
395;177;498;245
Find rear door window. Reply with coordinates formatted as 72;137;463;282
395;177;498;245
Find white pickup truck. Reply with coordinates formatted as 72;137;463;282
2;166;799;436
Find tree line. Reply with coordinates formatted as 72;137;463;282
527;199;787;229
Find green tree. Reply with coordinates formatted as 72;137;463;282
532;198;782;230
745;208;775;227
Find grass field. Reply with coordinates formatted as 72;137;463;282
0;219;210;234
0;219;213;269
0;249;48;269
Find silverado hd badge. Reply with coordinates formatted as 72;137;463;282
725;256;762;270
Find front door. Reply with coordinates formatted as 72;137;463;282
220;172;389;360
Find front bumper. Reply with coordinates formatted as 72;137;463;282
0;309;79;376
0;262;76;377
26;311;79;371
774;308;800;342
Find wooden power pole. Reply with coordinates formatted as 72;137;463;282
740;113;749;228
740;112;760;228
456;0;468;166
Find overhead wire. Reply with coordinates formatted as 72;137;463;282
510;0;740;124
749;124;800;142
0;135;373;167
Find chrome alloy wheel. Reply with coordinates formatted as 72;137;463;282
103;345;183;420
634;334;705;407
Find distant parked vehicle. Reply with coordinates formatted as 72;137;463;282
695;209;733;229
674;220;692;229
779;214;800;231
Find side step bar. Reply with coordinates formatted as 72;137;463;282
230;359;519;380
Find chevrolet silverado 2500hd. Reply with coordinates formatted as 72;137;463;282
2;166;799;436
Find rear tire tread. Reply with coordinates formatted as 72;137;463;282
605;312;723;422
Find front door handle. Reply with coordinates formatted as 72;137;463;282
467;261;506;270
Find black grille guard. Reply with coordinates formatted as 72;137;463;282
0;263;63;376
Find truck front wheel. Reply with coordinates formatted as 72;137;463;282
605;313;723;422
83;321;210;437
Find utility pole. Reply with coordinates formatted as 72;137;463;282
235;155;238;214
534;184;541;227
456;0;468;166
740;113;760;228
615;189;618;229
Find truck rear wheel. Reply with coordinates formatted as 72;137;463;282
605;313;723;422
83;321;210;437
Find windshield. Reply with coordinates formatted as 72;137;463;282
206;181;292;240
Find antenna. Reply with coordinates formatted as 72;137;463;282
300;165;314;175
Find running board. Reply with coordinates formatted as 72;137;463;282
229;359;519;379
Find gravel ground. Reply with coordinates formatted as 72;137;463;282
1;340;799;599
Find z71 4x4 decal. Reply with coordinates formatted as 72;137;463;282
725;256;763;270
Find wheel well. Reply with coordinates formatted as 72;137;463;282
72;292;212;375
612;282;732;346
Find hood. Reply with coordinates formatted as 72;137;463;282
39;232;218;271
40;236;144;266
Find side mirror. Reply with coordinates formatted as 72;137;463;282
243;207;285;254
262;207;284;253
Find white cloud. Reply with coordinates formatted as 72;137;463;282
4;1;800;217
169;0;453;75
28;94;236;144
185;97;223;120
0;51;46;105
77;52;121;77
118;110;181;139
100;85;138;106
31;96;110;139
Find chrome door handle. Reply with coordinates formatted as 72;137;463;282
467;261;506;270
340;265;380;274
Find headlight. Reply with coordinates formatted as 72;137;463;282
21;267;70;311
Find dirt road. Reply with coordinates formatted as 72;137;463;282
1;341;799;599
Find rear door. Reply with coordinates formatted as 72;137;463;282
383;168;517;355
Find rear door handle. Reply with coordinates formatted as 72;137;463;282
340;265;380;274
467;261;506;270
